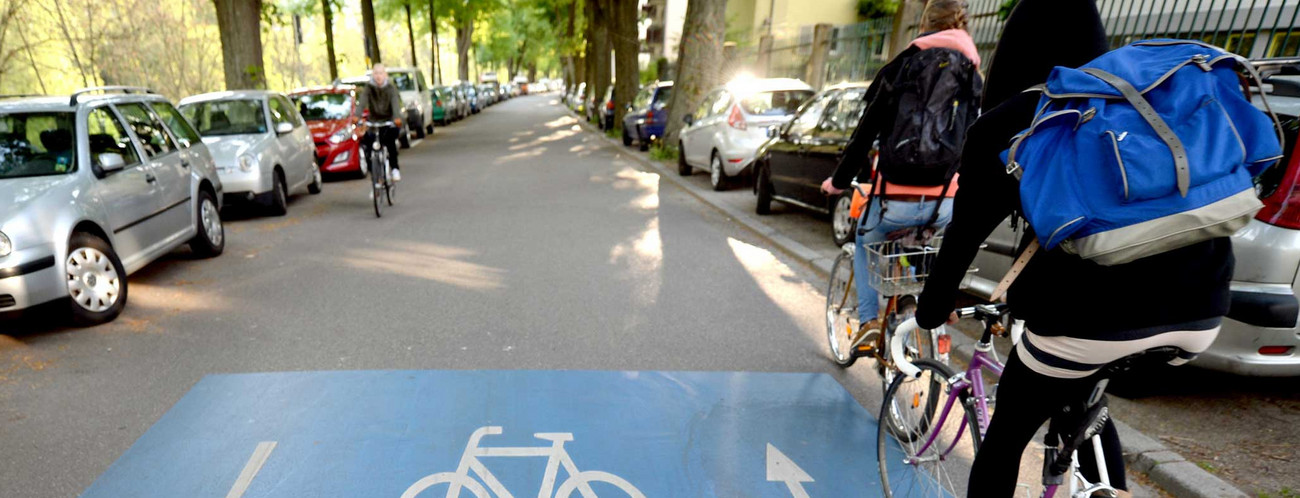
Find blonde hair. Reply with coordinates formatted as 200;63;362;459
921;0;969;32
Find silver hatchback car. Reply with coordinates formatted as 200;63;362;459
0;87;226;325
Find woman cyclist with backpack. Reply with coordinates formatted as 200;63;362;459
821;0;982;348
911;0;1269;493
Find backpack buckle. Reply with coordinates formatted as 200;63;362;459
1192;54;1213;71
1006;161;1021;176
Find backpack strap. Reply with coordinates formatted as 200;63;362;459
1082;68;1191;197
990;238;1039;302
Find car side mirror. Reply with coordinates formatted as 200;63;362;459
98;153;126;173
683;114;694;125
275;122;294;134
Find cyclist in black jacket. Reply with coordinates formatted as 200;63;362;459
912;0;1231;494
355;63;405;182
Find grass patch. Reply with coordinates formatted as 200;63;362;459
605;128;619;139
649;142;678;162
1196;461;1217;473
1258;488;1298;498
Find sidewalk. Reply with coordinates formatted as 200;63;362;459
574;115;1248;498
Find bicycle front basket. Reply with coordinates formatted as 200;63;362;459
864;238;943;296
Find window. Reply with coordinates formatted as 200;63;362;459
417;72;428;92
0;111;77;179
632;88;653;110
709;91;731;117
651;86;673;108
149;102;202;148
738;90;815;117
292;93;352;122
1268;32;1300;58
86;107;141;170
1223;32;1258;57
391;72;417;92
694;90;718;118
787;91;837;137
816;88;868;141
180;99;268;136
268;97;294;128
116;103;175;158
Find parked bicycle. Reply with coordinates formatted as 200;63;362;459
364;120;398;217
879;305;1151;498
824;182;953;439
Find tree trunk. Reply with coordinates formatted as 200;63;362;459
213;0;266;89
404;3;419;68
360;0;381;63
429;0;439;84
455;14;472;81
584;0;611;115
611;0;638;129
321;0;338;81
664;0;726;145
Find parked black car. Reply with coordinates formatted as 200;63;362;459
753;82;870;246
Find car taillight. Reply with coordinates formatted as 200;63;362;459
646;110;654;121
728;104;746;130
436;100;442;106
1259;345;1294;355
606;101;614;110
1256;142;1300;229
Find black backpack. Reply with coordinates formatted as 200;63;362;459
877;48;982;186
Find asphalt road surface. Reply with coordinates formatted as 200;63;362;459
1;95;905;497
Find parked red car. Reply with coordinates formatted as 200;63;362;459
289;86;369;176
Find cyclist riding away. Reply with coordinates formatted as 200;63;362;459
820;0;982;350
356;63;403;182
912;0;1262;494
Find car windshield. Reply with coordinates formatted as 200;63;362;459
293;93;352;121
0;112;77;179
180;99;267;136
738;90;814;116
391;73;417;92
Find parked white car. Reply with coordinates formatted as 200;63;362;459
0;87;226;325
678;78;815;190
179;91;320;216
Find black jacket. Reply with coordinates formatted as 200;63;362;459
913;91;1234;335
829;46;919;190
356;81;404;121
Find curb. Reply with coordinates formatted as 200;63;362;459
571;113;1247;498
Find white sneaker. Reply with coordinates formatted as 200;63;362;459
391;169;402;182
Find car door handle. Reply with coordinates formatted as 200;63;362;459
181;160;191;168
145;174;157;183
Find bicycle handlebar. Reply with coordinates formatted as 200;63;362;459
891;304;1011;379
363;120;397;128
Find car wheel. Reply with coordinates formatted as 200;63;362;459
400;128;411;149
308;164;323;195
755;162;774;215
414;117;426;139
426;121;434;134
189;190;225;257
264;170;288;216
66;232;127;326
622;128;633;147
710;151;728;191
831;193;856;246
638;139;650;152
677;141;692;176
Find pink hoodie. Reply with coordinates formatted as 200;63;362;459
866;29;979;198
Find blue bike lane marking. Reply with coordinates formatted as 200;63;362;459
81;370;926;497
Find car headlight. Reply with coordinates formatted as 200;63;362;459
0;231;11;257
329;129;350;144
238;154;256;172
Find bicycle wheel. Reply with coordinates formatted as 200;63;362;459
878;359;982;498
386;175;396;206
825;251;858;367
371;157;385;218
880;296;940;439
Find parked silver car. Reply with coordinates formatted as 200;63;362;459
0;87;226;325
679;77;814;191
968;60;1300;376
179;91;320;216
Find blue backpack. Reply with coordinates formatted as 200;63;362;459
1002;40;1284;265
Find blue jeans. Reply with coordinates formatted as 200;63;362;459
854;197;954;322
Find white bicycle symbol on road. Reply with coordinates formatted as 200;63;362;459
400;426;646;498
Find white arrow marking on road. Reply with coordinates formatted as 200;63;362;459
225;441;277;498
766;443;813;498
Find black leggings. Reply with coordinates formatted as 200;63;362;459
967;349;1126;496
362;127;401;170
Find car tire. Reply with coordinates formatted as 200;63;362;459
189;190;225;258
831;193;856;246
622;128;633;147
710;151;728;191
755;162;774;215
400;128;411;149
264;170;288;216
677;141;692;176
307;164;323;195
426;122;434;134
414;117;426;139
638;139;650;152
65;232;128;327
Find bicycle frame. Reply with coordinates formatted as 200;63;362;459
444;426;595;498
908;336;1004;465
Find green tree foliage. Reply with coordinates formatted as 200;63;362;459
857;0;899;19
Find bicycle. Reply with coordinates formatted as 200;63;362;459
364;120;398;218
824;182;952;439
400;426;645;498
879;305;1158;497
